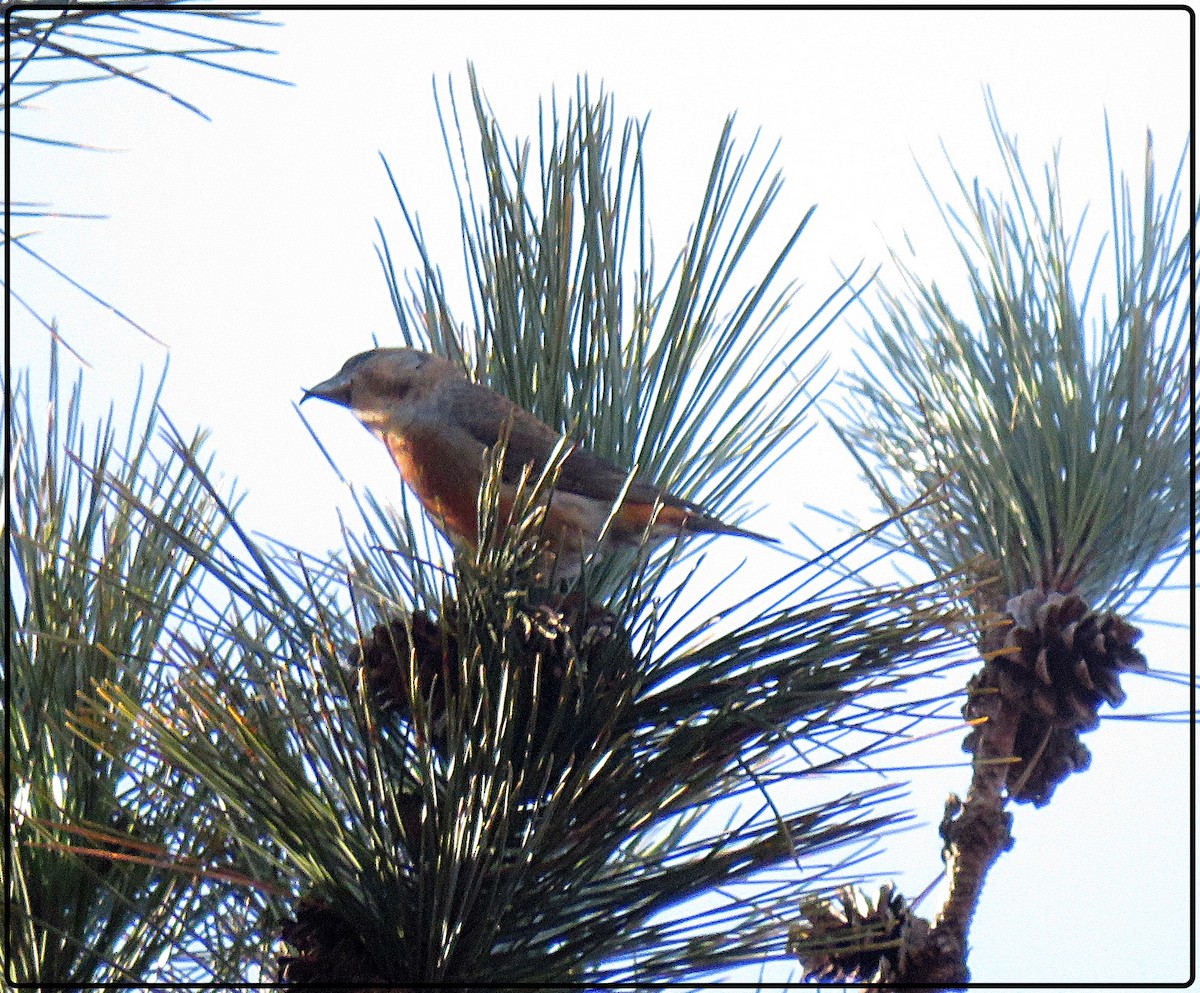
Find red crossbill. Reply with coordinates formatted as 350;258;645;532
302;347;775;578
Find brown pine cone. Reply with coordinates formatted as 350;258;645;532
963;588;1147;807
790;884;911;983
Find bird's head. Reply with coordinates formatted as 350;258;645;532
302;347;465;430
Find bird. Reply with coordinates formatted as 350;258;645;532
302;347;776;580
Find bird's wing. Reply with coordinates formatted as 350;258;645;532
444;379;775;543
446;380;667;504
446;381;560;461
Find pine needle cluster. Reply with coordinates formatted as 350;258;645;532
7;68;971;987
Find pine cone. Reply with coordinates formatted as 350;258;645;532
277;896;397;990
790;884;910;983
352;596;632;766
352;611;459;719
963;589;1146;807
508;592;632;765
1008;720;1092;807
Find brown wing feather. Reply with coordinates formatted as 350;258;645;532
446;382;558;464
447;380;663;504
443;378;776;543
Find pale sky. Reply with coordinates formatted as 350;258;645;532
10;7;1192;988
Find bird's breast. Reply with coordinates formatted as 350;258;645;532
380;426;483;545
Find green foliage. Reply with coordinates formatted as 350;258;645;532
835;94;1192;616
377;66;859;538
5;345;276;985
5;4;283;353
80;461;962;985
10;66;968;988
4;4;280;130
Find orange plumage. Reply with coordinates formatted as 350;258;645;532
303;347;774;578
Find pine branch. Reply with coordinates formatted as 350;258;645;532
7;344;276;985
5;4;285;355
820;92;1191;988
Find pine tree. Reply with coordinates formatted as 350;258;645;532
9;61;965;986
6;13;1190;990
810;93;1192;985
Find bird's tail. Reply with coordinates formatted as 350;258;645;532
690;514;779;544
646;500;778;545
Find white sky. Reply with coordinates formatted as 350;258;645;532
9;7;1193;988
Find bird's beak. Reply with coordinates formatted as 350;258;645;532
301;371;353;408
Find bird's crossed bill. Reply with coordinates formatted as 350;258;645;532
302;347;776;580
